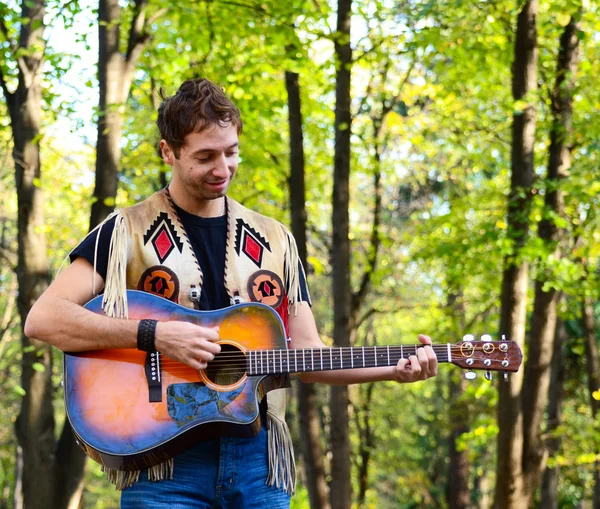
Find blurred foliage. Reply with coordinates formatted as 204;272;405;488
0;0;599;507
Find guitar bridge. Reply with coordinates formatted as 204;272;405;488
144;351;162;402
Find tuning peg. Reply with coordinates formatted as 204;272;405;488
463;334;474;342
481;334;492;342
485;371;492;381
465;370;476;380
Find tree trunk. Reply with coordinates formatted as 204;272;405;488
446;289;470;509
90;0;150;228
3;1;85;508
2;2;96;506
285;70;330;509
540;318;567;509
582;297;600;507
356;382;374;508
9;0;52;506
330;0;353;507
521;10;580;502
447;375;471;509
494;1;538;508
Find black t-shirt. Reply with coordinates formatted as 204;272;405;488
71;205;310;310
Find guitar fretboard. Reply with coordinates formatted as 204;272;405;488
246;345;453;376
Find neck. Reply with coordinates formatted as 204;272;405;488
167;186;225;218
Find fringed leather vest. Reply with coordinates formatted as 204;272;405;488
99;189;308;494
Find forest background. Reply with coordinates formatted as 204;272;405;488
0;0;599;508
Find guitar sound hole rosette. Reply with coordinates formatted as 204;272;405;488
202;342;247;391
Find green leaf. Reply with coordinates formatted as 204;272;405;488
32;362;45;372
13;385;26;396
556;13;571;27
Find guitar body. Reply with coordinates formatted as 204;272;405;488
64;290;287;471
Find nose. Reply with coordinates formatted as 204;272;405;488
213;153;229;176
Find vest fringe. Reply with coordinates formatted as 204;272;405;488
102;212;129;319
147;458;175;482
101;458;174;490
101;466;140;490
283;227;311;315
266;411;296;495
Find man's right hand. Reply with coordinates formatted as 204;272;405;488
154;321;221;370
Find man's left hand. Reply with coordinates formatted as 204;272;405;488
392;334;438;383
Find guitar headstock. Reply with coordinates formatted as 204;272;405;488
452;334;522;375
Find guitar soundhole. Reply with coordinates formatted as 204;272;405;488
204;344;246;387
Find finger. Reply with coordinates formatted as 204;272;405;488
201;340;221;355
423;345;438;375
396;358;410;371
186;358;206;371
418;334;432;345
195;349;217;362
198;326;220;341
416;348;430;378
408;355;421;378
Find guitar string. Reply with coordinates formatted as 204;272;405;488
154;352;511;374
156;344;502;364
158;352;506;369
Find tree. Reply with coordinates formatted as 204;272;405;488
0;1;86;507
330;0;353;506
90;0;159;228
494;1;538;506
286;70;331;509
520;7;581;501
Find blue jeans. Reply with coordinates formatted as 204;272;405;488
120;428;291;508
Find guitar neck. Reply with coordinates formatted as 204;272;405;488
246;345;453;376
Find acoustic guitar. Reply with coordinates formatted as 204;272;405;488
64;290;523;472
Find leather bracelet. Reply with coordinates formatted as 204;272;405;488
137;319;158;352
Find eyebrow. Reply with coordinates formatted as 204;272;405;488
191;143;239;156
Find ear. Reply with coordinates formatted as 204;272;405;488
160;140;175;165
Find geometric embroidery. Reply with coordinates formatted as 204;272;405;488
234;218;271;268
143;212;184;264
247;270;284;308
138;265;180;302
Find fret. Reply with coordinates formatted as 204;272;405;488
294;349;298;373
447;343;452;363
260;350;263;374
374;348;377;367
340;349;343;369
330;348;333;370
351;346;354;368
311;349;314;371
287;350;290;373
401;345;404;360
280;350;283;373
248;351;252;375
387;346;390;366
362;347;365;368
302;349;306;371
266;350;269;374
320;349;323;371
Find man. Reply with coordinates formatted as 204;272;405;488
25;78;437;508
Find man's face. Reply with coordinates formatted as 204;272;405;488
162;123;239;202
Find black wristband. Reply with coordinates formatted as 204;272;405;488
137;319;158;352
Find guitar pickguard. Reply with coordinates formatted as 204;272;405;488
167;382;246;425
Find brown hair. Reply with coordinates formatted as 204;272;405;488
157;78;243;158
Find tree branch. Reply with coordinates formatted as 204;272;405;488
0;64;15;113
